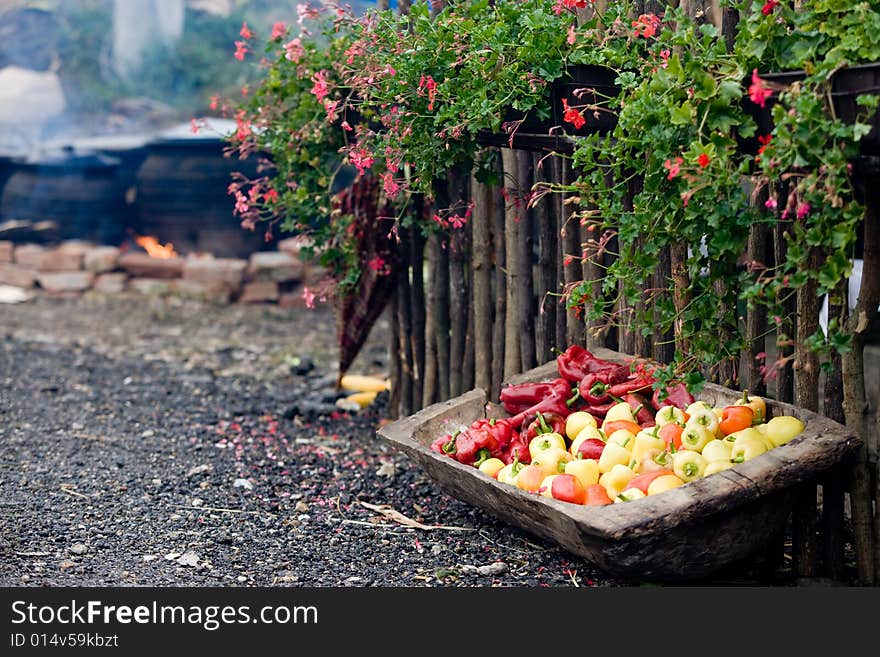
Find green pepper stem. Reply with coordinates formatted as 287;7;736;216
537;412;551;434
566;389;581;408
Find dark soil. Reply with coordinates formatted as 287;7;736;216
0;293;797;587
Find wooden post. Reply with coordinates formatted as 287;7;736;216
555;156;569;350
471;164;493;393
534;152;558;363
396;229;415;417
746;220;769;397
517;151;537;372
409;223;426;408
491;150;507;398
448;170;470;398
653;245;675;365
773;210;796;403
501;148;522;380
389;283;401;418
422;230;439;408
843;174;879;585
562;157;585;347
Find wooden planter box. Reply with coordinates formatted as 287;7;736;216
377;347;862;582
742;62;880;155
475;65;621;153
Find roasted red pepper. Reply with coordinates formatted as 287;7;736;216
625;392;655;426
501;431;531;464
522;411;567;441
499;378;572;415
607;374;655;399
430;417;515;466
652;382;695;410
556;345;618;383
507;384;577;430
577;365;631;405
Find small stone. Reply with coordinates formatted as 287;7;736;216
142;555;157;562
335;398;361;412
375;461;397;478
20;574;30;582
187;464;212;477
182;256;246;287
459;564;479;574
68;543;88;555
477;562;508;576
36;270;94;292
59;559;76;570
176;552;200;567
140;429;155;438
294;501;309;513
297;514;311;522
233;478;253;490
236;575;247;582
191;498;204;507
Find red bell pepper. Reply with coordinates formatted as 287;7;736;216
556;345;618;383
583;399;616;418
578;365;631;405
499;378;572;415
501;431;531;464
627;469;675;494
430;417;516;466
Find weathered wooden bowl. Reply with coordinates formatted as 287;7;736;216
377;348;862;582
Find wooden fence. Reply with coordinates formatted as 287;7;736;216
379;0;879;585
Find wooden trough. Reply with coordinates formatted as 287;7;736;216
377;348;862;582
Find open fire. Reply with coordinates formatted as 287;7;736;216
134;234;177;259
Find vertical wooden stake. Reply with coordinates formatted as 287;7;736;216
471;163;494;393
448;169;469;398
422;229;438;408
517;151;537;372
501;148;522;380
409;222;426;408
491;150;507;398
561;157;585;347
534;152;558;363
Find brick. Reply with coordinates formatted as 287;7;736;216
246;251;304;283
92;272;128;294
129;278;174;296
239;280;279;304
38;247;83;272
118;253;184;279
172;279;233;305
0;241;13;263
182;256;246;288
84;246;120;273
57;240;95;255
0;263;36;288
13;244;46;268
36;270;94;292
278;291;309;310
277;236;314;257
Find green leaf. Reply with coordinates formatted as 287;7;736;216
670;101;696;126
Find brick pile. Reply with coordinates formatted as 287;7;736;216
0;237;329;307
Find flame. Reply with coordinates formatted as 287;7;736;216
135;235;177;259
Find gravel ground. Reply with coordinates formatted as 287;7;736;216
0;293;795;587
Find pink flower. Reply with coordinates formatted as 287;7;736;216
680;190;693;206
190;118;201;134
697;153;711;168
239;22;253;39
270;21;287;40
748;69;773;108
561;98;585;129
324;99;339;123
209;95;219;111
233;40;248;61
796;202;811;219
263;188;279;203
297;3;321;24
762;0;780;15
566;24;577;45
765;197;778;210
349;146;374;175
448;214;467;230
382;172;400;199
418;75;437;111
310;69;330;102
367;256;387;273
663;157;683;180
632;13;661;39
302;286;316;309
284;38;304;63
233;191;249;215
660;49;671;68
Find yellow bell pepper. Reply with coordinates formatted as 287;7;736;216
339;374;390;393
701;439;732;463
565;411;598;441
686;408;720;437
603;402;637;425
680;424;713;452
730;439;767;463
704;460;734;476
630;433;666;467
531;447;573;477
734;389;766;424
599;463;636;498
597;441;632;474
685;400;714;416
672;451;708;483
655;405;687;427
564;458;600;488
762;415;806;448
606;429;637;452
615;487;647;503
646;473;685;495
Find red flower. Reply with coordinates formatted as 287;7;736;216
270;21;287;40
561;98;586;129
239;22;253;39
418;75;437;111
748;69;773;108
697;153;711;168
632;13;661;39
762;1;780;16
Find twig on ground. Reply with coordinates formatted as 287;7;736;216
59;487;90;499
173;505;276;518
358;501;475;532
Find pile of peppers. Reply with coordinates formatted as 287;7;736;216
431;345;695;467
